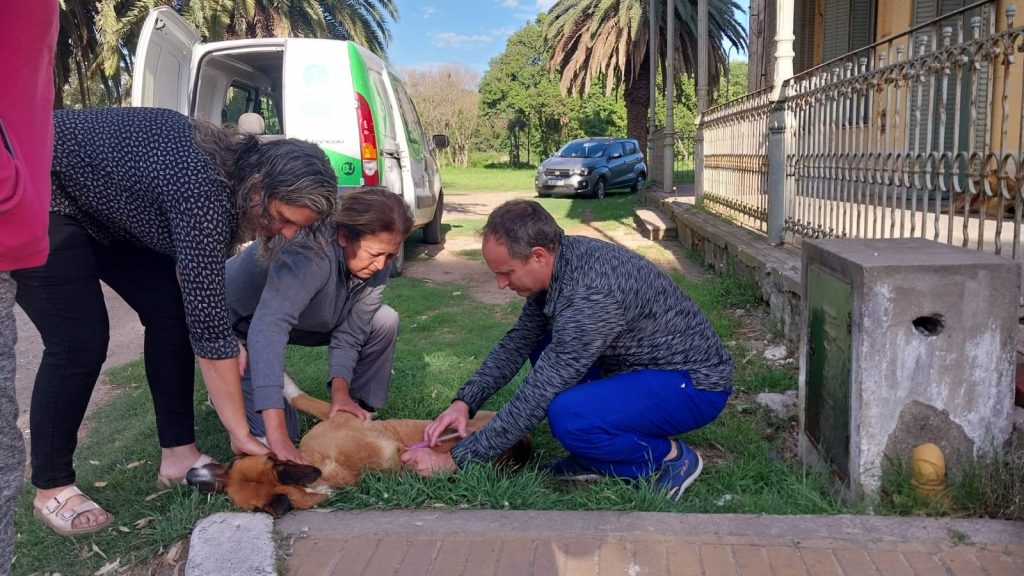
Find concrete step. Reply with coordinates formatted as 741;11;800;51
633;207;677;241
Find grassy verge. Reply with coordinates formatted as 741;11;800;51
439;166;536;193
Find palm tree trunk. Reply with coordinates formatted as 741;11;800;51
624;54;651;153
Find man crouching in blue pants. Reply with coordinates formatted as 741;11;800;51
400;199;733;500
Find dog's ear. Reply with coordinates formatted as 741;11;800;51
186;461;231;493
274;461;322;486
259;493;293;518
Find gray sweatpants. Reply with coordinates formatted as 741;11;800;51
242;304;399;441
0;272;25;575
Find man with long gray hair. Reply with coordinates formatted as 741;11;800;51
402;200;733;500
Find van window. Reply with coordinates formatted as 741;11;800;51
368;73;396;143
608;142;624;157
624;141;636;155
223;84;255;125
258;95;282;134
390;79;425;161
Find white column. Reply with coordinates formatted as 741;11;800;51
767;0;796;244
648;1;657;162
663;0;677;193
694;0;709;200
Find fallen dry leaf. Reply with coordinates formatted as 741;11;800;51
118;526;130;533
125;460;146;469
133;517;154;529
90;542;107;559
93;558;120;575
163;540;183;564
89;460;100;465
93;481;108;488
144;489;170;502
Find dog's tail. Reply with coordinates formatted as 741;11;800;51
283;373;332;422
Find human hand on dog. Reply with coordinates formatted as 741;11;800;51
400;448;457;477
328;380;373;421
422;400;469;446
230;432;271;457
263;409;310;465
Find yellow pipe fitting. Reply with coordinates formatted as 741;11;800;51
910;443;946;501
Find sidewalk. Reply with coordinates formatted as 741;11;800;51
186;510;1024;575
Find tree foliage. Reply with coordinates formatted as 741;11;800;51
544;0;747;152
401;65;483;168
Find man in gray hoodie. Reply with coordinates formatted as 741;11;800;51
402;200;733;500
225;188;413;463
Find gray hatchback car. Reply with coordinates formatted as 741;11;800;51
535;137;646;199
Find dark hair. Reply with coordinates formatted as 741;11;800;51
332;187;414;242
482;200;562;260
191;121;337;248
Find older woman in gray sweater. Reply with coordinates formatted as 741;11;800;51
225;187;413;464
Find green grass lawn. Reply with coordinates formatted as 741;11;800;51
440;166;537;193
12;196;1022;574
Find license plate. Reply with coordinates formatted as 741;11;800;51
547;178;564;185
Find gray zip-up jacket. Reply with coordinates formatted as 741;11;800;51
225;235;388;414
449;235;733;468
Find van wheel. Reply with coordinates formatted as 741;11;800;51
593;178;607;200
389;244;405;278
422;191;444;245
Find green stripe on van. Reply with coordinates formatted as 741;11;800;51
323;149;362;186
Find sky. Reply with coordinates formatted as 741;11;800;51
387;0;558;73
387;0;749;76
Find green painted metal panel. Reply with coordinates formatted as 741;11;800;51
806;264;852;483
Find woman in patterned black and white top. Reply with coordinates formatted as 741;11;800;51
13;106;337;536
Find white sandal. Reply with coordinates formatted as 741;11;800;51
33;486;113;537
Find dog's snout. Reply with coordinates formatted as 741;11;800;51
186;463;228;493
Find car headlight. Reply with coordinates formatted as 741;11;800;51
570;167;589;176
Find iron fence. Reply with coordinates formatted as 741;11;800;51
700;87;774;233
782;1;1024;257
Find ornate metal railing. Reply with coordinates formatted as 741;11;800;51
782;1;1024;257
701;87;773;232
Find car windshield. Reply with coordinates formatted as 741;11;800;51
557;141;607;158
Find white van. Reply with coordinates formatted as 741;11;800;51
132;7;447;266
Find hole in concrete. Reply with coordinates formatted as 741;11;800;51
912;314;944;336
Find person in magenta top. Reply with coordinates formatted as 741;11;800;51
0;0;59;568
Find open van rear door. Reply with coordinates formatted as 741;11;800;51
131;7;200;113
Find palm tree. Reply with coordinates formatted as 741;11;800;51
545;0;746;152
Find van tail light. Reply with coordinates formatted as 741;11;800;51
355;93;379;185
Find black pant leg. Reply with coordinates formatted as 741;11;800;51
95;238;196;448
12;214;109;489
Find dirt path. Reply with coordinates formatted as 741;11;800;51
401;191;707;303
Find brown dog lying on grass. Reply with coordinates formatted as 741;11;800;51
187;376;529;517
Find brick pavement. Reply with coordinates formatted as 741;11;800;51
276;511;1024;576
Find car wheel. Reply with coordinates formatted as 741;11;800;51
536;189;551;198
630;173;646;193
422;191;444;245
593;178;607;200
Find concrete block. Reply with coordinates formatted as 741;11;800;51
186;512;277;576
799;238;1020;499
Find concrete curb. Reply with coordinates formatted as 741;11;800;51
276;510;1024;548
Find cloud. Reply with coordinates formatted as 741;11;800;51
420;5;437;18
535;0;557;10
431;32;494;49
502;0;519;7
